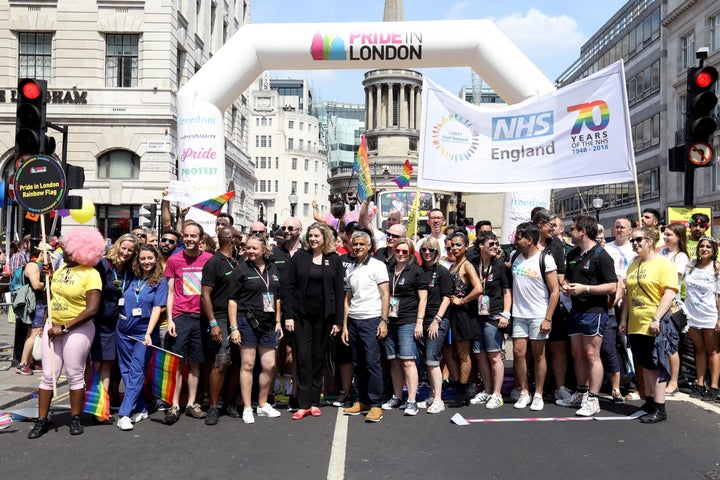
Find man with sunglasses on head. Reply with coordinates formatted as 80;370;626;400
687;213;711;259
374;223;406;266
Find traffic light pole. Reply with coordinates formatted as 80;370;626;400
684;165;695;206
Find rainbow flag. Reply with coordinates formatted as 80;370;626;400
392;159;413;189
406;188;422;238
355;135;374;202
147;347;181;405
83;364;110;421
191;191;236;216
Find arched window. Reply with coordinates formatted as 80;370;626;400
97;149;140;179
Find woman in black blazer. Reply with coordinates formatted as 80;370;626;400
285;222;345;419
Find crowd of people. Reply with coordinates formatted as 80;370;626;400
8;193;719;438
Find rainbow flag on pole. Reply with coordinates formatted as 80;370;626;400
147;346;181;405
191;191;236;216
83;364;110;421
355;135;374;202
392;159;413;189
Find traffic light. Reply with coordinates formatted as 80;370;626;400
456;201;467;226
15;78;55;156
139;203;157;229
684;65;718;167
65;164;85;190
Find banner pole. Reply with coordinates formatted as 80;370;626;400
633;177;642;227
40;214;57;397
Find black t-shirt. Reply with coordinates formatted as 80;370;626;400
387;262;427;325
565;245;617;313
476;256;511;316
201;251;238;314
373;247;395;266
544;236;566;275
422;263;453;323
228;259;282;326
270;245;291;284
340;252;356;272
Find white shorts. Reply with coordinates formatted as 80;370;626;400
512;317;549;341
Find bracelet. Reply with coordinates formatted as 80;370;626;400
208;320;218;328
651;319;660;323
229;325;239;332
380;318;389;324
585;285;591;294
500;311;511;319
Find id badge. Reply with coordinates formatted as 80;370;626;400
389;296;400;318
118;298;125;307
478;295;490;316
132;307;142;317
263;292;275;312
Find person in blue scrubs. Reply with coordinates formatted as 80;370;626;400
116;245;168;431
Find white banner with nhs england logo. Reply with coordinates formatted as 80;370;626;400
418;61;636;193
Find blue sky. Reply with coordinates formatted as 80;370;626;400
250;0;628;103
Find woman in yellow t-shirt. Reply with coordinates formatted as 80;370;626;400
28;227;106;440
620;227;678;424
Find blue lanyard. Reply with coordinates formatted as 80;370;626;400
133;279;147;303
113;267;127;291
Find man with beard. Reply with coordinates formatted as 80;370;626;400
158;229;181;269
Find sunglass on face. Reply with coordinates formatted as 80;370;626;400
133;232;147;239
386;232;401;239
280;226;296;232
485;241;499;247
395;248;410;254
420;247;437;254
160;238;177;245
251;230;266;235
630;236;648;244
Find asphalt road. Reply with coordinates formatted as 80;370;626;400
2;395;720;480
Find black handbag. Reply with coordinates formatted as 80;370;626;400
669;302;687;332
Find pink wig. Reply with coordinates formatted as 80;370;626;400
61;227;106;267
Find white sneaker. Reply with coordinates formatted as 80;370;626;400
417;398;433;409
529;394;544;411
554;386;573;401
576;395;600;417
130;411;148;423
513;391;531;409
242;407;255;424
485;394;504;409
469;390;491;405
256;403;281;418
510;387;522;402
381;395;404;410
427;399;446;414
556;391;586;408
117;416;133;431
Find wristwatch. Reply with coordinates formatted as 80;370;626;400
60;324;69;334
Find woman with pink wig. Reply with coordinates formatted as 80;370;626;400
28;227;106;439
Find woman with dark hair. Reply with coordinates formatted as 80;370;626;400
284;223;345;419
443;232;483;407
684;236;720;401
228;234;284;424
115;245;168;431
620;227;679;423
28;228;106;439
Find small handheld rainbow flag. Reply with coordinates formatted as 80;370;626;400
191;191;236;216
355;135;374;202
83;364;110;421
147;346;181;405
392;159;413;189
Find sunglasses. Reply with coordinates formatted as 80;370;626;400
486;241;499;247
250;230;266;235
420;247;438;254
386;232;401;239
395;248;410;254
160;238;177;245
280;226;296;232
630;236;648;244
133;232;147;239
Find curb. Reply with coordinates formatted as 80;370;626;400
0;379;68;411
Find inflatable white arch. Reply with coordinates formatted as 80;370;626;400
176;19;555;223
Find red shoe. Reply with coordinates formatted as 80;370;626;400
291;409;312;420
310;406;322;417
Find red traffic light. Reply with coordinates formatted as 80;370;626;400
20;80;42;100
694;67;718;89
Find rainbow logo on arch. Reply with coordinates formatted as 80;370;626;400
311;32;347;61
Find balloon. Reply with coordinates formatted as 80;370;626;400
69;197;95;224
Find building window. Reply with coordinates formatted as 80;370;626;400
299;122;304;130
314;183;318;195
106;34;139;87
19;32;52;81
315;160;318;172
304;159;309;171
291;181;297;194
275;157;279;168
97;149;140;179
288;138;294;149
288;120;294;129
303;203;310;217
97;204;135;242
259;156;267;168
679;33;694;71
299;139;304;150
275;180;279;193
304;182;309;194
291;157;297;170
710;14;720;51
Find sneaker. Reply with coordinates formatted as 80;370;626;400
287;395;299;412
427;399;446;414
130;411;148;423
576;395;600;417
529;394;544;411
485;394;504;410
15;363;33;375
381;395;404;410
242;407;255;424
466;383;478;398
256;403;281;418
343;402;371;416
205;407;219;425
612;389;625;405
689;384;706;399
27;417;50;439
557;391;586;408
224;403;241;418
554;386;572;401
163;405;180;425
417;397;433;409
625;391;641;401
185;403;206;419
117;416;133;431
365;407;383;423
470;390;491;405
404;401;418;416
332;390;349;407
510;387;522;402
513;391;531;409
702;387;719;402
69;415;83;435
155;400;170;412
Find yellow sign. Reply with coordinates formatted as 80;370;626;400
666;206;712;236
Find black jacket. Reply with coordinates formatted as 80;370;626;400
287;249;345;326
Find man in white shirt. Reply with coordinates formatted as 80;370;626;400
419;208;447;258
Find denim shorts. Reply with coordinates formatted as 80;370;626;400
512;317;550;341
473;315;505;353
384;323;418;360
420;317;448;366
568;310;607;337
31;303;47;329
237;315;278;349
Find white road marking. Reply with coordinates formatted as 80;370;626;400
327;408;349;480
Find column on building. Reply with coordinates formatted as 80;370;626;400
409;85;416;130
400;83;408;128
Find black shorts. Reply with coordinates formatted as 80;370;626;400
548;303;569;342
628;334;657;371
207;314;240;368
167;314;205;363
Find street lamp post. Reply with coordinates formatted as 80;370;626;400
592;197;604;223
289;189;298;218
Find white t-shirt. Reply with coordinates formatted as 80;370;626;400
604;241;636;279
658;248;689;289
684;262;720;329
345;256;389;320
511;249;557;319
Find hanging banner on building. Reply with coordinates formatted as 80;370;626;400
500;190;551;245
418;60;636;192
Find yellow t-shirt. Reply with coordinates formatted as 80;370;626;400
626;256;678;336
50;264;102;326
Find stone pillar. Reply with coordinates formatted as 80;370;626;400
400;83;408;128
409;85;416;130
366;86;374;129
387;83;394;127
